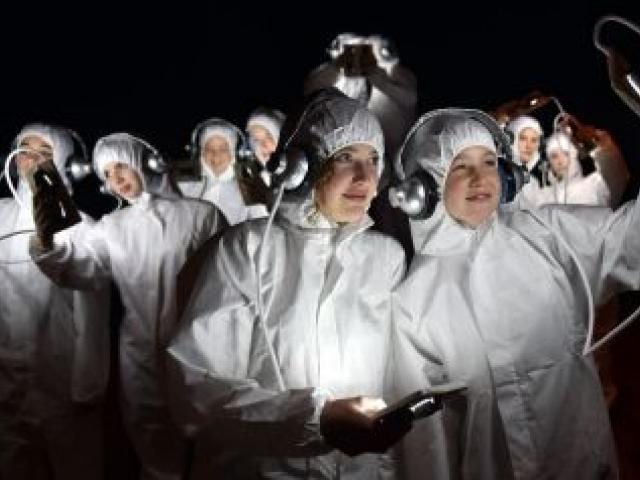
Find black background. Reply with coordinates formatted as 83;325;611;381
1;2;640;168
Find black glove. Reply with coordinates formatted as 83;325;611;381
32;190;61;250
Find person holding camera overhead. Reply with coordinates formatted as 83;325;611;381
29;132;227;480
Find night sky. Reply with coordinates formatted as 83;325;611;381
2;2;640;181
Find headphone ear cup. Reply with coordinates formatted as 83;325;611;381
388;169;439;219
282;147;310;193
269;147;310;194
145;150;168;174
65;154;93;182
237;145;254;163
498;157;529;203
236;144;264;181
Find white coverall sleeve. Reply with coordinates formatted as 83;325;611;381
29;218;112;291
166;228;331;456
533;198;640;304
28;214;112;403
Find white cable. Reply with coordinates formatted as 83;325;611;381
4;149;25;209
585;303;640;355
249;96;328;392
594;15;640;57
533;205;640;355
0;229;37;265
549;96;566;116
255;184;287;391
0;229;35;242
526;209;596;356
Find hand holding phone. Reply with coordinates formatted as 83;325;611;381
374;383;467;430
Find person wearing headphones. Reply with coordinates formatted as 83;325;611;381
537;131;611;206
245;107;285;165
0;124;109;479
390;109;635;479
167;90;410;479
179;119;268;225
30;133;227;480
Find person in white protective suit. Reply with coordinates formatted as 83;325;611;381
246;107;285;165
30;133;228;480
390;109;634;479
179;119;268;225
0;124;109;479
304;33;418;164
536;130;611;206
167;90;410;479
506;115;547;206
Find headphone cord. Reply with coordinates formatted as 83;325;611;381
4;149;28;210
586;304;640;355
255;184;287;392
594;15;640;57
525;208;639;356
0;229;37;265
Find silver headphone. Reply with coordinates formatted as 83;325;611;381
266;88;347;197
96;133;168;197
190;118;255;170
4;126;93;183
389;108;529;219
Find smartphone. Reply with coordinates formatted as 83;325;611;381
374;383;467;429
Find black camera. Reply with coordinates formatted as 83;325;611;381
336;44;378;77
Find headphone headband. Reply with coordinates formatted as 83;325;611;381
390;108;528;218
395;108;513;181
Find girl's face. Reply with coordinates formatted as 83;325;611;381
16;135;53;176
248;125;277;165
314;143;379;224
517;127;541;165
443;145;501;228
104;162;143;199
548;149;570;179
202;135;233;176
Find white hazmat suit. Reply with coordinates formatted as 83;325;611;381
536;131;611;207
31;133;227;479
179;120;267;225
167;94;406;479
506;115;547;207
392;113;628;479
0;124;109;479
